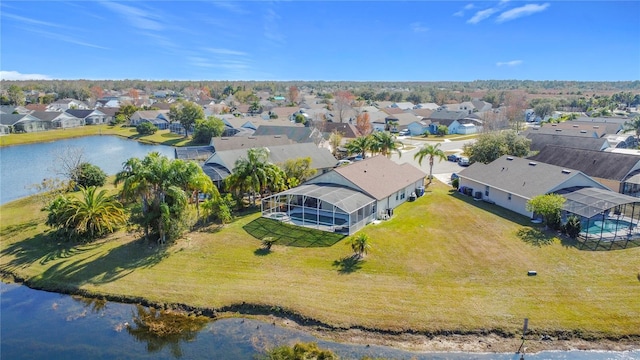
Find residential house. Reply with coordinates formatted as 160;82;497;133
99;108;119;124
320;122;361;140
220;116;259;137
95;97;121;108
31;111;83;129
427;110;482;135
130;110;170;129
470;100;493;113
525;133;610;153
0;113;50;133
443;102;475;114
389;102;415;111
65;109;107;125
520;124;609;139
263;106;299;120
457;155;609;218
210;135;293;152
0;105;30;115
48;99;89;111
253;125;323;144
202;142;337;186
260;155;426;235
527;145;640;197
414;103;440;110
406;120;432;136
384;113;419;133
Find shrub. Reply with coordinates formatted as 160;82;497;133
72;162;107;188
564;215;581;239
451;178;459;189
136;122;157;135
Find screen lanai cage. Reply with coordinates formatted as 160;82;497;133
558;187;640;250
261;183;377;235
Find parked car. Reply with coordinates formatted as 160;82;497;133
398;129;410;136
458;157;470;166
335;159;352;167
448;153;462;162
450;173;459;181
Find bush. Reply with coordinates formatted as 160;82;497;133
193;117;225;144
451;178;459;189
564;215;581;239
73;162;107;188
136;122;157;135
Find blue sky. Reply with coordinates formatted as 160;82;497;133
1;1;638;81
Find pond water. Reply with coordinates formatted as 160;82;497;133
1;283;638;360
0;136;175;205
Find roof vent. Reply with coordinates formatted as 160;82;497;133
528;162;537;166
580;130;587;133
593;126;600;129
555;129;562;132
573;124;579;128
506;156;514;160
551;124;557;126
561;169;571;174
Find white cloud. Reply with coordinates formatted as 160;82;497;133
22;28;109;50
205;48;248;56
411;22;428;33
467;8;498;24
496;60;523;67
0;70;52;80
464;3;475;10
264;7;285;45
101;2;163;31
210;1;246;14
2;12;72;30
496;3;550;23
454;4;474;17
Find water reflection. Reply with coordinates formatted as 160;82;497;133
126;305;209;358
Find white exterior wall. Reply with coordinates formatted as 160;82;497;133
459;177;532;217
376;180;424;216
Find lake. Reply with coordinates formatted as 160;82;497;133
0;135;175;205
1;283;638;360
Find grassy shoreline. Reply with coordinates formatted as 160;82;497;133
0;125;194;147
1;181;639;353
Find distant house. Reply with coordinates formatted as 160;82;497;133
261;155;426;235
389;102;415;111
220;116;259;137
406;120;431;136
253;125;323;144
384;113;419;132
65;109;107;125
426;111;482;135
48;99;89;111
31;111;83;129
95;97;121;108
130;110;170;129
0;113;50;133
209;135;293;152
320;122;361;140
414;103;440;110
0;105;30;115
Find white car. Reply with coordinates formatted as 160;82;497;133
458;157;470;166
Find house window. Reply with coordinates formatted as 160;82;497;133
396;192;399;201
485;186;490;197
400;191;405;200
508;193;512;201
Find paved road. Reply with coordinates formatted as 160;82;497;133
389;137;475;185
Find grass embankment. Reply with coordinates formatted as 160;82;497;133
1;182;639;340
0;125;194;147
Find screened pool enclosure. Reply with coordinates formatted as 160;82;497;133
261;183;376;235
559;187;640;249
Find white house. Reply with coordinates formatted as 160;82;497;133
457;155;610;218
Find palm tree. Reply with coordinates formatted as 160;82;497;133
624;115;640;147
115;152;206;243
44;186;126;241
414;143;447;185
67;186;127;240
225;148;286;205
350;233;371;259
344;135;373;160
371;131;402;158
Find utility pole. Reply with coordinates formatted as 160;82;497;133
517;318;528;359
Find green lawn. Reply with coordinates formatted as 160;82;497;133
0;125;195;147
1;181;639;339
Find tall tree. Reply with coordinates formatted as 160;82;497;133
334;90;354;123
193;116;226;144
115;152;211;243
328;130;344;157
505;90;527;133
623;115;640;147
526;194;566;230
355;112;372;136
534;102;555;122
7;85;25;106
169;101;205;137
414;143;446;185
463;130;530;164
288;85;299;105
281;157;316;188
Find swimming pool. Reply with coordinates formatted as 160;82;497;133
582;219;635;234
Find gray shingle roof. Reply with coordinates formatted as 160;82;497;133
333;155;426;200
0;114;39;126
525;133;610;152
527;145;640;182
253;125;317;143
212;135;292;152
457;155;604;199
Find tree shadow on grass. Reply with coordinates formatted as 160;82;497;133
332;255;364;274
243;218;345;248
253;248;271;256
1;231;169;287
517;227;555;247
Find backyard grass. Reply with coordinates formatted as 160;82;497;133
0;125;194;147
1;181;639;339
